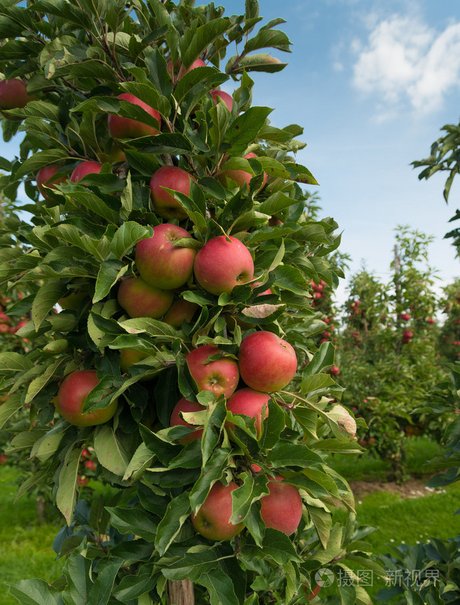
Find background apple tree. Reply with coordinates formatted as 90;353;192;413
0;1;380;603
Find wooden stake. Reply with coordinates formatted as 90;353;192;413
167;580;194;605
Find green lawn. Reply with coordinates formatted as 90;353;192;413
0;437;457;604
0;466;63;605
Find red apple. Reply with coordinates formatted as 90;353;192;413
84;459;97;471
117;277;173;319
170;397;205;443
186;344;239;399
400;312;411;321
210;89;233;111
135;223;196;289
330;365;340;376
226;388;269;437
402;329;414;344
149;166;193;219
177;58;206;80
77;475;89;487
36;165;67;199
0;454;8;465
56;370;118;427
260;477;302;535
194;235;254;295
219;152;267;189
120;348;149;371
191;481;243;540
0;79;29;109
70;161;103;183
426;317;436;325
81;448;92;459
238;331;297;393
163;299;199;328
108;93;161;138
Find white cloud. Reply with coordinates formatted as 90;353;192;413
352;14;460;118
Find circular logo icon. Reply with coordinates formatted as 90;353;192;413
315;568;335;588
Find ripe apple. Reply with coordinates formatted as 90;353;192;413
84;459;97;471
0;454;8;465
191;481;243;540
426;317;436;325
260;477;302;535
56;370;118;427
77;475;89;487
226;388;269;437
117;277;173;319
330;365;340;376
194;235;254;295
170;397;205;443
149;165;193;219
219;152;267;189
108;93;161;138
135;223;196;289
36;165;67;199
210;89;233;111
400;312;411;321
120;348;149;371
177;58;206;80
70;161;103;183
186;344;239;398
163;299;199;328
402;329;414;344
0;79;29;109
238;331;297;392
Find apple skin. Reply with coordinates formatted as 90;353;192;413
108;93;161;139
191;481;243;540
56;370;118;427
170;397;205;443
135;223;196;290
226;388;269;437
186;344;239;399
219;153;267;189
178;58;206;80
194;235;254;295
238;331;297;393
0;79;29;109
117;277;173;319
120;348;149;372
260;477;302;535
210;89;233;111
163;299;199;328
70;161;103;183
149;166;193;219
36;165;67;199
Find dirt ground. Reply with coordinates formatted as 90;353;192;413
350;479;443;500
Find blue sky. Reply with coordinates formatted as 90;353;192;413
215;0;460;301
3;0;459;304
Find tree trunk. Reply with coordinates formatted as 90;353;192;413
167;580;194;605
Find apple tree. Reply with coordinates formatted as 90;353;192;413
338;227;445;480
0;1;380;603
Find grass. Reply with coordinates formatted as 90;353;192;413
0;437;457;604
329;435;445;481
0;466;63;605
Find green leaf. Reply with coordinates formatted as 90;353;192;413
93;260;128;304
107;506;157;542
65;190;119;224
32;279;66;330
197;569;240;605
120;172;133;220
189;448;231;512
25;358;65;404
0;352;33;373
94;426;129;477
87;559;124;605
56;447;81;525
119;317;182;341
30;427;65;463
123;442;155;482
273;265;307;295
244;29;291;53
180;18;231;68
268;440;322;467
227;53;287;73
10;579;59;605
155;492;191;556
224;107;272;154
231;472;268;523
110;221;152;259
303;341;335;376
15;148;69;178
258;191;299;215
0;393;23;429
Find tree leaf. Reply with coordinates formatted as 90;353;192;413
32;279;66;330
93;260;128;304
224;107;272;155
56;447;81;525
10;579;59;605
180;18;231;68
110;221;152;260
94;426;130;477
155;492;191;555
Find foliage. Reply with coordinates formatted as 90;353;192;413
439;279;460;362
338;227;447;481
412;121;460;254
0;1;381;603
